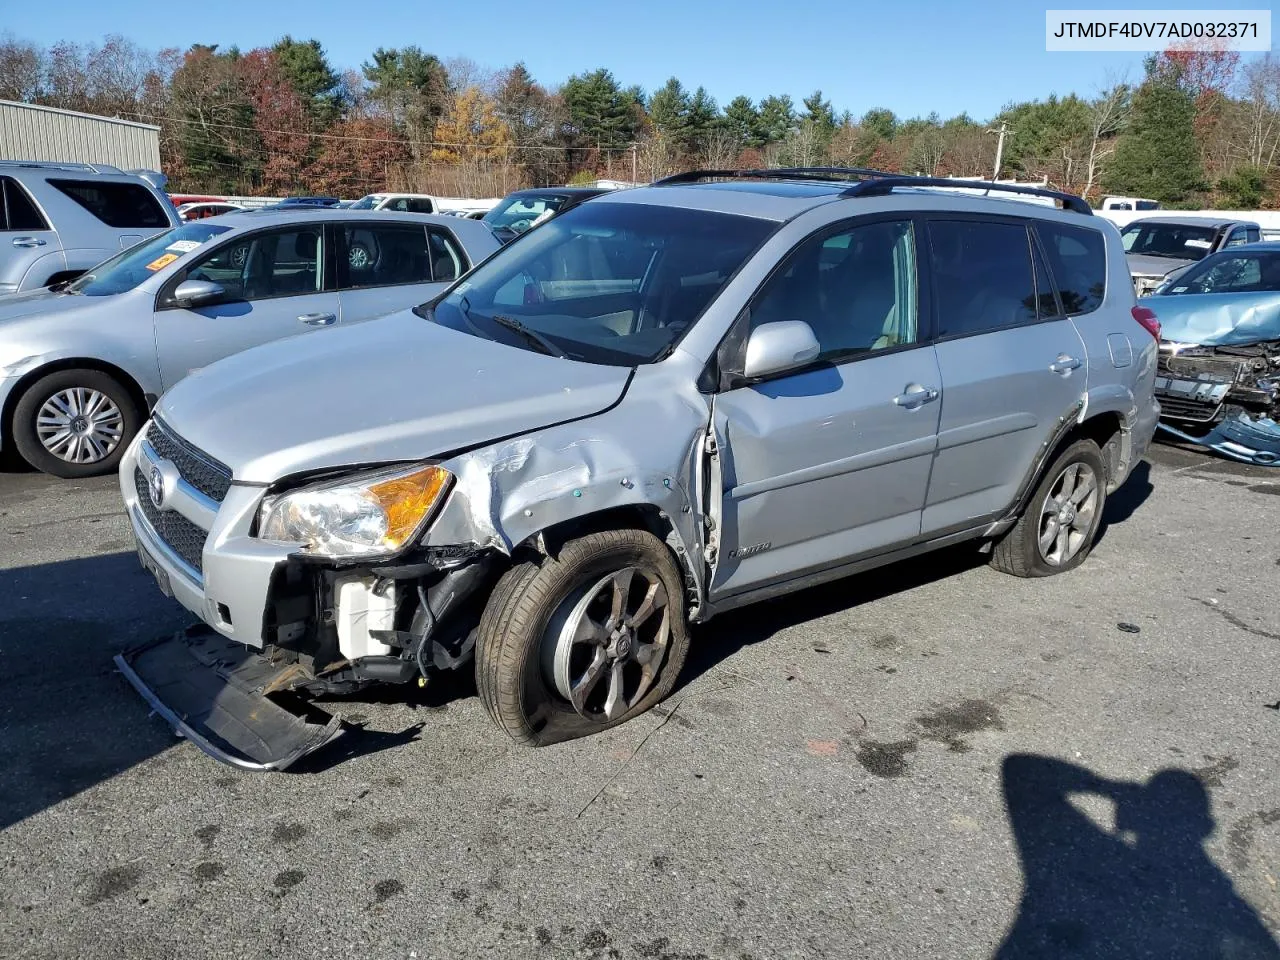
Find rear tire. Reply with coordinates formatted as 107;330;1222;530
12;369;141;479
989;438;1107;578
476;529;691;745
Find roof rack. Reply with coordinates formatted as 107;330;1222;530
0;160;125;175
652;167;1093;215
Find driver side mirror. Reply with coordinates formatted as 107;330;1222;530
172;278;225;307
742;320;821;380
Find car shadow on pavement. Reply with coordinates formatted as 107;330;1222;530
0;551;192;831
995;753;1280;959
1094;458;1154;548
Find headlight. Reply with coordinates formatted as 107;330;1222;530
258;464;452;558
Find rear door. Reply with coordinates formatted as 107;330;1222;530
153;223;339;388
334;221;469;323
711;216;941;599
922;216;1088;535
0;176;62;290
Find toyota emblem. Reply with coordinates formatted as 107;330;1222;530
148;464;166;509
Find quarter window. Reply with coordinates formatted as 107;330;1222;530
0;177;49;231
929;220;1037;338
1036;222;1107;316
48;178;169;228
747;219;919;363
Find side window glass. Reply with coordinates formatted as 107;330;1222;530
427;229;467;282
748;219;918;363
929;220;1036;338
342;223;430;288
185;228;322;301
1031;240;1061;319
1036;222;1107;316
1;177;50;231
1247;227;1261;243
47;178;169;228
408;198;434;214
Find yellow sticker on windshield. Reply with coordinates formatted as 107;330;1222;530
146;252;180;272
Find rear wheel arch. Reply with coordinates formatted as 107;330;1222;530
41;270;84;289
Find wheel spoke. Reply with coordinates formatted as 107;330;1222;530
1038;517;1059;554
1053;525;1069;562
570;647;609;709
85;433;107;461
572;613;608;647
44;430;74;454
606;569;632;628
82;391;105;418
625;578;666;629
601;660;627;720
45;394;73;419
1070;471;1096;506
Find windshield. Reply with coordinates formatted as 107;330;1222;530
428;202;776;365
348;195;382;210
1161;250;1280;295
1120;222;1217;261
65;223;233;297
483;194;570;232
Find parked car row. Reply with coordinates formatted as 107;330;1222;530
99;168;1163;768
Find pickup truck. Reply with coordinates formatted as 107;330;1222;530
1121;216;1262;296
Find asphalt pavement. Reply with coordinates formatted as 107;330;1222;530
1;440;1278;959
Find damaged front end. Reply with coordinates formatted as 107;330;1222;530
1149;292;1280;466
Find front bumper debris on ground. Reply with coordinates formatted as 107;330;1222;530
114;625;344;771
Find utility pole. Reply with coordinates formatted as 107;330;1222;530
990;121;1009;180
631;142;638;184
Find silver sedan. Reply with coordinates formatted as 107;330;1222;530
0;208;499;477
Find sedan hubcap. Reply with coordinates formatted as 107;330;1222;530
545;566;671;723
36;388;123;464
1038;462;1099;566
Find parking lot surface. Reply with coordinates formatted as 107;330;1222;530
1;441;1278;959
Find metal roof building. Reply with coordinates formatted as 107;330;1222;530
0;100;161;170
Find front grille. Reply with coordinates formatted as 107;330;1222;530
1157;394;1224;423
146;420;232;503
134;468;207;573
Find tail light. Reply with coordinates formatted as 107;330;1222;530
1131;305;1160;340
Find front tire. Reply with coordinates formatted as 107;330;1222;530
476;529;691;745
989;438;1107;577
12;369;141;479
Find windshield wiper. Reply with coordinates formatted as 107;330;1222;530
490;314;568;359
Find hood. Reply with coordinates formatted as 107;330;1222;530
1126;252;1195;279
1147;292;1280;347
156;310;634;483
0;288;74;323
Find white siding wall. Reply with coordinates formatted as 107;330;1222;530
0;100;161;169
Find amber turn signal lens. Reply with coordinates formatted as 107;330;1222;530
366;465;451;548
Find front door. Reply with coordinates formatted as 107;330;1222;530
154;224;340;388
710;217;942;600
921;217;1088;534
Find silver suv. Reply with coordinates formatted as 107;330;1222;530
116;168;1160;769
0;161;179;294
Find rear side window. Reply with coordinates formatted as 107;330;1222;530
428;228;466;281
340;223;431;288
47;178;169;228
1036;222;1107;315
928;220;1037;338
0;177;49;231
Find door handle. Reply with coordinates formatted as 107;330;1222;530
12;236;46;248
1049;354;1082;375
893;384;940;409
298;312;336;326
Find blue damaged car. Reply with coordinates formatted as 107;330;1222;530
1146;242;1280;465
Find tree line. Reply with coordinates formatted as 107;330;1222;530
1;32;1278;206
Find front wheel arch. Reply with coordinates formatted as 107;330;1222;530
3;358;150;455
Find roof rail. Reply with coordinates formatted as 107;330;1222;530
842;175;1093;215
653;166;894;186
651;166;1092;215
0;160;125;175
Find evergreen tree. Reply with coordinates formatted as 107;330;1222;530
724;95;762;147
1105;63;1202;203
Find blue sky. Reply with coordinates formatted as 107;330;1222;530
7;0;1264;120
